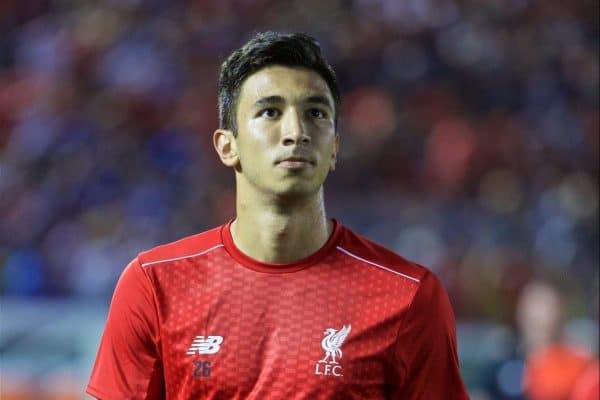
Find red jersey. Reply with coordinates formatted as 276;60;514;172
87;220;468;399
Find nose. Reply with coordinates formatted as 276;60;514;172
281;109;311;146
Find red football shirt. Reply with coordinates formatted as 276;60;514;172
87;220;468;399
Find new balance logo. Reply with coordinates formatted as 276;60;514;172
186;336;224;355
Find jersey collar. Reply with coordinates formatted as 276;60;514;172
220;218;343;273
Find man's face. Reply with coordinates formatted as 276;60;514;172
232;65;339;197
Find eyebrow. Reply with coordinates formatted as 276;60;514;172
305;95;333;110
253;95;333;110
254;96;285;107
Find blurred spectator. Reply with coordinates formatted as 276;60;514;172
517;282;598;400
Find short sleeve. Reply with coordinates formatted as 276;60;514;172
86;258;164;400
392;271;469;399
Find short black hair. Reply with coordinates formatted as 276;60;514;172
218;31;340;136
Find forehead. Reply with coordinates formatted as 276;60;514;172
238;65;333;106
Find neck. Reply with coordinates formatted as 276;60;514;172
231;182;332;264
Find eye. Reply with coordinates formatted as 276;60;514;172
308;108;327;119
259;108;280;119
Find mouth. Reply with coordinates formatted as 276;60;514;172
276;156;315;169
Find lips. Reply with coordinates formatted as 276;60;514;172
276;155;315;165
276;155;315;168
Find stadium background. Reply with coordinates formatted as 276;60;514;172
0;1;598;399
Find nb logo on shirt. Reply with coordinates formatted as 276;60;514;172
186;336;224;355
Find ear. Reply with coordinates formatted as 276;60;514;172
213;129;239;168
330;134;340;171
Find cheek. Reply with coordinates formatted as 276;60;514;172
317;135;336;156
246;118;279;140
238;125;277;166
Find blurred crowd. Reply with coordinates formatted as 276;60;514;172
1;0;598;398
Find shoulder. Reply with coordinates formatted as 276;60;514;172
335;223;429;285
137;225;224;268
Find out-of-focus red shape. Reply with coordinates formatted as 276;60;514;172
343;86;397;142
524;343;595;400
424;117;477;195
570;360;599;400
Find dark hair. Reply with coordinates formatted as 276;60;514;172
218;31;340;135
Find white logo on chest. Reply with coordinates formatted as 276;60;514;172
186;335;224;355
315;325;351;377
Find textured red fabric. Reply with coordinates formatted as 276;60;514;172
87;220;468;399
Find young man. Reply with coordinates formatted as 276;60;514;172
87;32;469;399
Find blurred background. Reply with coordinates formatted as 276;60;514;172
0;0;598;399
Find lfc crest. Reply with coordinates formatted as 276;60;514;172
314;325;351;377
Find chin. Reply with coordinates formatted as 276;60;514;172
273;182;322;198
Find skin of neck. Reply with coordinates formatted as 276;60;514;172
231;175;332;264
